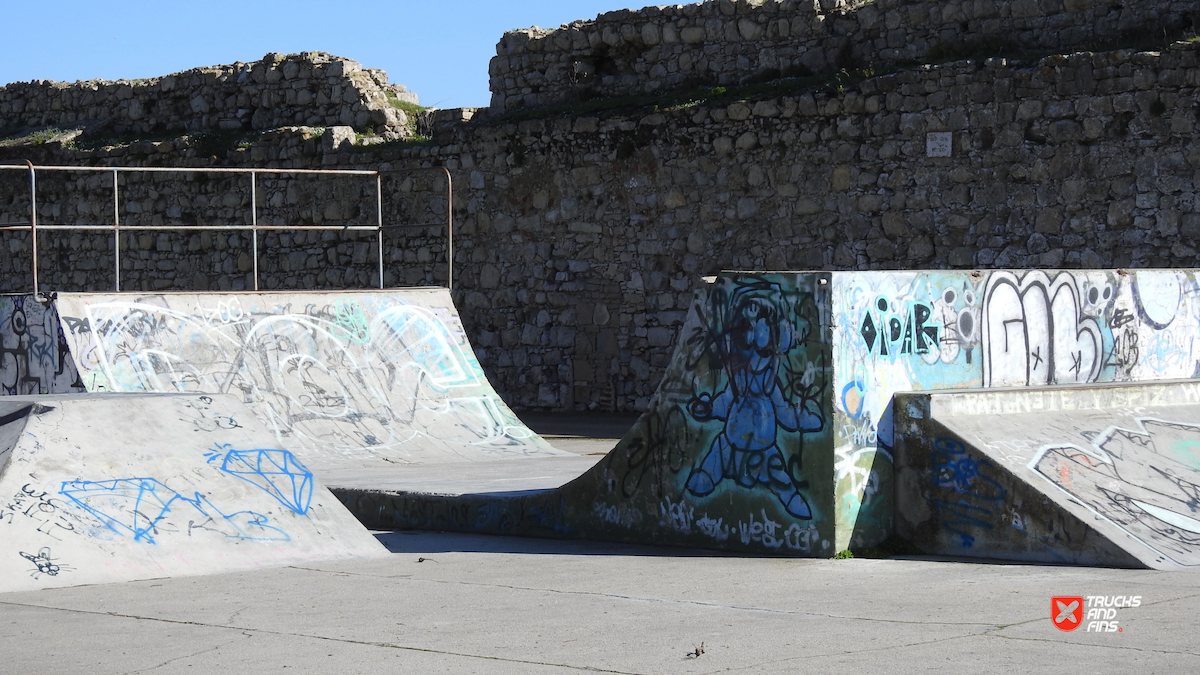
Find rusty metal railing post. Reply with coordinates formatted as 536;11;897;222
443;167;453;291
113;169;121;291
250;171;259;291
376;173;384;289
26;161;38;295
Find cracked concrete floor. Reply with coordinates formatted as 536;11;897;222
1;531;1197;674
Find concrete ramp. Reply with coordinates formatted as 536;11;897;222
8;269;1200;561
47;290;571;484
340;274;840;556
0;393;386;593
894;381;1200;569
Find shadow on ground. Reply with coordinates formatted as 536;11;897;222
373;530;736;558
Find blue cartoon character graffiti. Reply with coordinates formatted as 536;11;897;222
684;279;825;518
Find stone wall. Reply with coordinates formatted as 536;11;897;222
488;0;1199;113
3;41;1200;412
0;52;418;138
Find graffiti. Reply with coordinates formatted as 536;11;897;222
738;509;787;548
834;443;885;520
931;437;1007;547
1032;418;1200;565
682;278;825;519
982;271;1103;387
1110;308;1136;329
696;514;731;542
931;284;981;365
1144;332;1190;373
59;477;290;544
206;444;314;516
593;502;638;528
0;392;390;593
1131;271;1182;330
660;496;693;533
18;547;70;578
181;395;243;433
732;509;820;551
615;407;689;499
1106;328;1140;377
859;298;940;357
830;269;1200;551
330;299;370;344
0;483;82;541
0;296;84;395
655;494;817;551
56;293;555;463
836;270;1200;427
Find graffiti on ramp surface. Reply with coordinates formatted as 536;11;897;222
588;274;834;553
55;293;555;463
0;296;84;396
1032;417;1200;566
682;278;824;519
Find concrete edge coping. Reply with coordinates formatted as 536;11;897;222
895;378;1200;418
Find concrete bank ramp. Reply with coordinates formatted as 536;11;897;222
48;290;575;488
0;393;387;593
894;381;1200;569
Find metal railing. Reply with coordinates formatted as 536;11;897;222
0;161;453;293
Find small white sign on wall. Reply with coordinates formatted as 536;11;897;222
926;132;953;157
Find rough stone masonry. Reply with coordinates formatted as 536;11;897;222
1;0;1198;412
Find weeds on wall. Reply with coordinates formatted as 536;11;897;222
490;28;1199;127
0;127;81;148
490;66;888;125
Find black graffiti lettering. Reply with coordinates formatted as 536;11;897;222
860;313;877;352
1110;308;1135;329
860;300;941;357
914;301;939;353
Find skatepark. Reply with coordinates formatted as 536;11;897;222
5;266;1200;577
3;0;1200;664
3;256;1200;670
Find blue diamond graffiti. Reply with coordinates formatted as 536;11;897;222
59;477;290;544
208;445;314;516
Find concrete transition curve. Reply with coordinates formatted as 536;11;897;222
2;268;1200;567
47;289;577;485
0;393;387;593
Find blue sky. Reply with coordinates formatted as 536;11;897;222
1;1;642;109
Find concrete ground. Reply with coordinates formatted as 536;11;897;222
3;412;1197;673
1;532;1197;674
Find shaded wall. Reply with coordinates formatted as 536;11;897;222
488;0;1198;113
